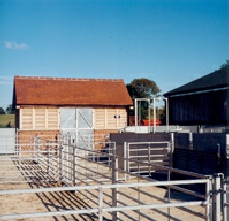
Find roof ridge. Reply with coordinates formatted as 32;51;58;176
14;75;124;82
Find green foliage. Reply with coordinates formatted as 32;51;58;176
126;78;161;99
0;107;5;114
127;78;161;119
6;104;15;114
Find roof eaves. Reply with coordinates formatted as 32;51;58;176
14;75;124;82
165;85;229;97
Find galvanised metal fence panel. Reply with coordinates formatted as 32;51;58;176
124;141;171;175
0;178;212;221
0;135;60;184
1;133;228;220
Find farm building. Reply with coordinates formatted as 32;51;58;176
13;76;132;143
164;64;229;126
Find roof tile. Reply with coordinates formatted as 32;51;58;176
13;76;133;106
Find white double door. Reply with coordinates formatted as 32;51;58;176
60;108;94;149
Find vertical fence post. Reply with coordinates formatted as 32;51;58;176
37;137;40;165
66;134;71;184
127;143;129;179
148;143;150;176
32;137;35;161
213;174;221;221
34;136;38;164
47;141;50;174
205;176;212;221
73;146;76;187
223;178;227;221
19;143;22;176
170;133;174;168
167;161;171;220
98;186;104;221
124;142;127;180
112;146;118;221
58;142;63;182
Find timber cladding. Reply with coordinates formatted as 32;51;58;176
94;107;127;129
164;65;228;126
19;106;127;131
13;76;132;141
19;106;59;130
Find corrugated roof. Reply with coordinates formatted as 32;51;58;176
165;65;228;96
13;76;133;106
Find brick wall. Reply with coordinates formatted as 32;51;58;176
17;129;119;150
94;129;119;149
17;130;60;150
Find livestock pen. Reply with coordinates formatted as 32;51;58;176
0;133;227;220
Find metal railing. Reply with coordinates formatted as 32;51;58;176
0;138;59;184
0;134;228;220
124;141;172;177
0;178;211;221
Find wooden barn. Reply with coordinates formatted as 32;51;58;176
164;64;228;126
13;76;132;144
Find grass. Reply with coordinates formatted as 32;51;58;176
0;114;15;128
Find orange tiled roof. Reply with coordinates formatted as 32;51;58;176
13;76;133;106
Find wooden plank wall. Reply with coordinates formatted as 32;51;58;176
94;108;127;129
20;107;59;130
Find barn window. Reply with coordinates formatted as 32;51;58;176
20;108;59;130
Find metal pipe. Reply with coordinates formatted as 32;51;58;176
154;97;156;133
112;147;118;221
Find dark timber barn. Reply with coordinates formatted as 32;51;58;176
164;64;229;126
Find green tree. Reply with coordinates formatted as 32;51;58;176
126;78;161;99
5;104;14;114
0;107;5;114
126;78;161;119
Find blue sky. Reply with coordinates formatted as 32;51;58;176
0;0;228;109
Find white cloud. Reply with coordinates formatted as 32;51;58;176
0;81;12;85
0;76;13;80
4;41;29;50
0;76;13;85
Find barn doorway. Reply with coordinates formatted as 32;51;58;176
60;108;94;149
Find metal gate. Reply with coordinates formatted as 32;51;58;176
124;141;172;175
60;108;94;149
